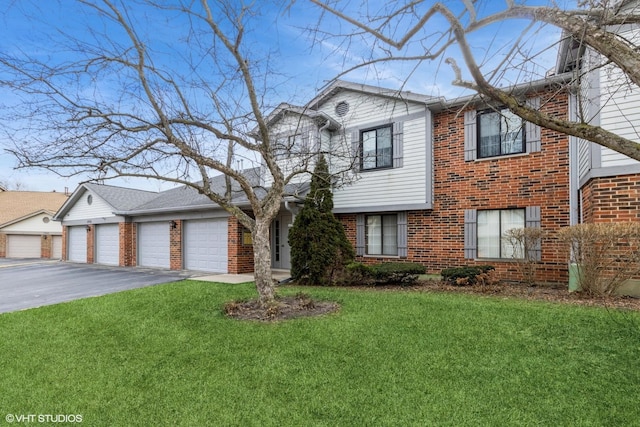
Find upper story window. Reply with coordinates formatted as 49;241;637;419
477;109;525;158
361;125;392;170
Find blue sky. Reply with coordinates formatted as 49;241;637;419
0;0;566;192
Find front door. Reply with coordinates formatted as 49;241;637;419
271;213;292;269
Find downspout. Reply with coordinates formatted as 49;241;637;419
318;119;332;171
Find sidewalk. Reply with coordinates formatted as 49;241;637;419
192;269;291;284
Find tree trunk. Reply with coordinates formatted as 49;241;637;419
252;216;275;306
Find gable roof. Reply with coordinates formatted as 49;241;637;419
306;80;433;111
0;209;56;229
54;183;159;220
0;191;68;226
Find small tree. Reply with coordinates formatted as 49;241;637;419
289;154;354;285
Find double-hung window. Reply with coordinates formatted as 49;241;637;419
477;109;525;158
477;209;525;259
361;125;392;170
366;214;397;256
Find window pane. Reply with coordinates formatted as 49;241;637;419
501;209;525;258
501;110;524;154
362;130;376;169
382;214;397;255
477;210;500;258
479;112;501;157
367;215;382;254
378;127;392;167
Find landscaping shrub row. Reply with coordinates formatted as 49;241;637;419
341;262;427;286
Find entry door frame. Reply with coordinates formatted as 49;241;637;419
271;212;292;269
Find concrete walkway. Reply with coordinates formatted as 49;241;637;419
191;269;291;284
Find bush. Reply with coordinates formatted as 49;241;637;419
342;262;426;286
441;265;497;286
503;227;546;285
557;222;640;295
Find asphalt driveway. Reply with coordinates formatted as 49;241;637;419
0;259;194;314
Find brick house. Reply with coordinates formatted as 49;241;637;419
54;11;640;286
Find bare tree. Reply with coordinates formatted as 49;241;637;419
310;0;640;161
0;0;342;306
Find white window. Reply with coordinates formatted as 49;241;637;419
366;214;397;255
477;209;525;258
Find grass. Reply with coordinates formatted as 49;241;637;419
1;281;639;426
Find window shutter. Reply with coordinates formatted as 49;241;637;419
525;97;541;153
397;211;408;258
351;130;361;172
356;214;365;256
393;122;404;168
464;209;477;259
525;206;542;261
464;110;477;161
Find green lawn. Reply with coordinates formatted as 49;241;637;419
1;281;639;426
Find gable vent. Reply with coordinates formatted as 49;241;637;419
335;101;349;117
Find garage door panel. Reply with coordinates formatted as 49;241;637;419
138;222;170;268
68;226;87;263
6;235;41;258
52;236;62;259
95;224;119;266
184;219;227;273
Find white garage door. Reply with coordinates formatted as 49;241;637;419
138;222;170;268
52;235;62;259
95;224;120;266
68;226;87;263
6;235;41;258
184;218;228;273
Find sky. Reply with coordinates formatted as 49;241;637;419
0;0;566;193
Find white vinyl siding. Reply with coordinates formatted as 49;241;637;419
68;226;88;263
137;222;170;268
330;92;430;210
6;235;41;258
95;223;120;266
183;219;228;273
64;191;115;221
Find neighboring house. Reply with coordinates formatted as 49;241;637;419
0;191;69;259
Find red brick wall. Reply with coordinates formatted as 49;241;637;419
61;227;68;261
0;234;6;257
339;90;571;284
86;225;94;264
581;174;640;223
41;235;52;259
170;220;183;270
228;216;254;274
119;222;136;267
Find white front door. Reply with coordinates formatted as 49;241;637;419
271;213;292;269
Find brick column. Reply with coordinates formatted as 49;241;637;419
41;235;52;259
86;225;95;264
119;222;136;266
227;216;254;274
62;226;68;261
170;220;183;270
0;234;6;258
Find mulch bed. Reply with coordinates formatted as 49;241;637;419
378;280;640;311
224;281;640;322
